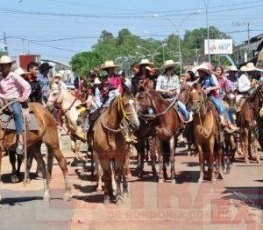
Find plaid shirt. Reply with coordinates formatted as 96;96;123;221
156;74;179;91
37;73;50;98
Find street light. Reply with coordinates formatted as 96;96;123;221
137;43;167;63
153;11;200;74
203;0;211;62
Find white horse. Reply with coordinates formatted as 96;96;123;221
46;82;86;162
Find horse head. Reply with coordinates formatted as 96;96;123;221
46;82;65;110
189;84;206;114
118;92;140;131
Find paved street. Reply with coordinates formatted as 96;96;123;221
0;135;262;230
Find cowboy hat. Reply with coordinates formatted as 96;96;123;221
138;59;155;67
197;63;212;75
14;67;29;76
53;72;64;79
226;66;238;72
93;77;101;85
162;59;179;69
39;62;53;72
240;62;263;72
100;60;119;70
0;55;14;65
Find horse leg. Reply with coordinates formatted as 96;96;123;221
94;151;103;192
33;144;49;201
208;139;215;182
242;129;250;163
196;145;205;183
149;137;158;180
114;162;123;205
46;143;72;201
170;136;177;184
217;145;224;179
101;160;111;204
156;138;164;183
24;149;34;184
123;167;129;199
9;150;19;183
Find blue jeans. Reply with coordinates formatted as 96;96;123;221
209;96;231;122
177;100;190;121
11;102;24;134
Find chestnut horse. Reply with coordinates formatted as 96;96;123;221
0;102;72;202
93;93;140;204
137;88;185;183
238;86;263;163
189;87;224;182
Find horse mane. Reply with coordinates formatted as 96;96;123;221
248;86;262;102
147;89;166;103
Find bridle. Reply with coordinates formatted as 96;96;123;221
100;95;138;133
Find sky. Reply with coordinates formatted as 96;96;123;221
0;0;262;63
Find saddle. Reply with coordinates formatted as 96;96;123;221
0;102;39;131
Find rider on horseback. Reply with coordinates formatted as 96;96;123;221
197;63;239;132
156;60;193;122
0;55;31;155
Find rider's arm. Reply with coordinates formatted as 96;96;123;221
14;74;31;102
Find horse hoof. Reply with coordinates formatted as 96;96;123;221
116;198;123;205
96;186;103;192
11;174;19;183
36;170;43;178
138;171;144;178
256;159;261;164
63;192;72;201
104;197;110;205
43;192;50;202
171;179;178;184
158;178;164;184
198;178;204;183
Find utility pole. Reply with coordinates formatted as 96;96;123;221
3;32;8;54
247;22;250;59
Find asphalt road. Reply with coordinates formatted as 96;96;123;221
0;135;262;230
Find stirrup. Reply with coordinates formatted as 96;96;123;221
16;142;24;155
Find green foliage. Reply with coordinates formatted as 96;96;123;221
70;26;231;75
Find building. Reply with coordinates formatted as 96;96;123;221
234;33;263;65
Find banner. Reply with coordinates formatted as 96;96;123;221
204;39;233;55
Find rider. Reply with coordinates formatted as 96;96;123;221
27;62;42;104
38;62;52;104
0;55;31;155
197;63;239;132
156;59;192;122
213;66;230;100
100;60;137;143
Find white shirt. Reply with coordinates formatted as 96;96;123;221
238;73;251;92
156;74;180;93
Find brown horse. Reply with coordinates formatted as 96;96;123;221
137;87;185;183
238;86;263;163
93;93;140;204
189;87;224;182
0;102;72;202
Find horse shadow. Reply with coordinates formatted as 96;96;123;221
1;172;42;184
222;186;263;210
1;196;43;206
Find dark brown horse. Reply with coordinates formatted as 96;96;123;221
189;87;224;182
137;87;185;183
93;93;140;204
0;102;72;202
238;86;263;163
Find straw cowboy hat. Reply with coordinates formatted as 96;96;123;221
162;59;179;69
100;60;119;70
93;77;101;85
53;72;64;79
0;55;14;65
14;67;29;76
197;63;212;75
226;66;238;72
138;59;155;67
240;62;263;72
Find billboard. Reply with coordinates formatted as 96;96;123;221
204;39;233;55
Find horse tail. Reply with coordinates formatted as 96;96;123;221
46;147;54;186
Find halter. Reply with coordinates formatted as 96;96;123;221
100;95;138;133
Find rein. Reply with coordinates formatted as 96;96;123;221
100;96;136;133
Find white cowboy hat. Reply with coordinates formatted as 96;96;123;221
226;66;238;72
14;67;29;76
100;60;119;70
197;63;211;75
93;77;101;85
53;73;64;79
240;62;263;72
0;55;14;65
162;59;179;69
138;59;155;67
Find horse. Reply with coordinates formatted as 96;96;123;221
0;102;72;202
137;87;186;183
46;82;87;163
189;86;224;182
238;86;263;163
93;92;140;204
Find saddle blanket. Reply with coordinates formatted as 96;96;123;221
0;112;39;131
